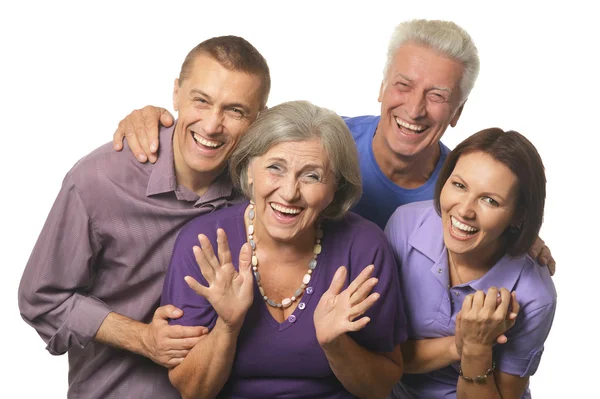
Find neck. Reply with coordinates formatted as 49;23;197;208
372;127;441;189
449;240;507;282
248;208;317;262
172;125;223;196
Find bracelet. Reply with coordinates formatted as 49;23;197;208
458;361;495;383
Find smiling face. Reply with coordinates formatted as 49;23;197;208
247;138;336;245
172;53;263;191
377;42;465;160
440;151;520;262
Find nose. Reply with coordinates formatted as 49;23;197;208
457;198;476;220
201;109;224;135
403;90;427;120
280;175;300;202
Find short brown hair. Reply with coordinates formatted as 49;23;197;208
229;100;362;220
179;35;271;109
434;128;546;257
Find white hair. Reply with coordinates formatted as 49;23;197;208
384;19;480;102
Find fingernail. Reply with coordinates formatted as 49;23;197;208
150;143;157;152
510;312;518;318
138;154;147;162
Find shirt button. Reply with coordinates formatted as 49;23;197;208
438;268;443;274
298;302;306;310
288;315;297;323
454;291;460;296
306;287;314;294
451;300;455;304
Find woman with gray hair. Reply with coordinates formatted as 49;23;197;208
161;100;407;399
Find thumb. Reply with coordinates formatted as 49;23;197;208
159;108;175;127
326;266;347;295
154;304;182;320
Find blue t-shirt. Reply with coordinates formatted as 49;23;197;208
344;115;451;229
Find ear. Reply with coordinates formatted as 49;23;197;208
172;78;180;112
378;81;385;103
450;101;466;127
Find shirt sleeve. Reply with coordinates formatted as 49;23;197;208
18;175;110;355
348;226;408;352
161;225;218;330
494;301;557;377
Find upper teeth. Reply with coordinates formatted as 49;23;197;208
451;216;478;232
395;117;426;132
271;203;301;214
193;132;222;148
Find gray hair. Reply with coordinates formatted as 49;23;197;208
383;19;480;102
229;100;362;220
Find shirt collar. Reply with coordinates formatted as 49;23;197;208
146;122;235;204
146;124;178;197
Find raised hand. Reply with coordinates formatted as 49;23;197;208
454;290;519;357
184;229;254;332
314;265;380;347
456;287;520;352
142;304;208;368
112;105;174;163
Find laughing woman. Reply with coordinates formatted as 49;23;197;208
385;128;556;399
161;100;406;399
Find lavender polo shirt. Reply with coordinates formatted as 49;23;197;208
384;200;557;399
18;124;239;399
162;201;408;399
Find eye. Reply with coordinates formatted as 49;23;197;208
227;107;244;119
452;181;466;190
194;97;208;104
395;82;411;91
303;173;321;183
428;92;448;104
482;197;499;207
267;164;282;172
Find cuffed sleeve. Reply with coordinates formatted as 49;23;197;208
18;176;110;355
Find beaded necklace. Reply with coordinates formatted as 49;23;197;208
246;201;323;308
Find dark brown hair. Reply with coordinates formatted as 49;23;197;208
179;35;271;108
434;128;546;256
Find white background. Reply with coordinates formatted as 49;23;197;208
1;0;596;397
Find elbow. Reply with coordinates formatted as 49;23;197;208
169;369;214;399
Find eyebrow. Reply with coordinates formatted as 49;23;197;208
189;89;251;114
395;73;452;93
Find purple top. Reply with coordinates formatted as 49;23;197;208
385;200;557;399
18;124;239;399
162;201;408;399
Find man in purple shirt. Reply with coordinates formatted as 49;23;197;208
18;36;270;398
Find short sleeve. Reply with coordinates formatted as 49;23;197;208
494;302;557;377
347;227;408;352
161;227;218;330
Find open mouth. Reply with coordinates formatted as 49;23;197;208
450;216;479;238
395;117;427;135
270;202;303;220
192;131;225;149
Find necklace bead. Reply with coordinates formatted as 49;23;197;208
246;202;322;308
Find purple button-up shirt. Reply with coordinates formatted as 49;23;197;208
18;124;238;398
385;200;557;399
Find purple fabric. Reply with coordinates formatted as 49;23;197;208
162;201;408;399
384;200;557;399
19;124;239;398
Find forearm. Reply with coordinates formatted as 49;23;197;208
401;337;459;374
94;312;149;356
169;318;239;399
322;335;403;399
457;343;500;399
